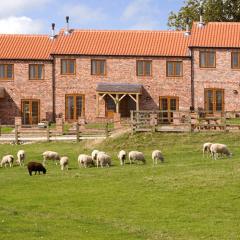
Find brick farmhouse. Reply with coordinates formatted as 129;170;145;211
0;22;240;125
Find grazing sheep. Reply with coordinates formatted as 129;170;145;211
60;156;69;170
210;143;232;160
91;150;100;161
17;150;25;166
152;150;164;165
78;154;94;168
27;162;46;176
128;151;146;165
96;152;111;168
118;150;127;166
203;143;213;157
42;151;60;166
1;155;14;168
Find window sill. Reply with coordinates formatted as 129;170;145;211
0;79;14;82
199;67;216;70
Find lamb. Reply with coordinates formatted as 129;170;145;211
128;151;146;165
78;154;94;168
42;151;60;166
27;162;46;176
203;142;213;157
17;150;25;166
152;150;164;165
1;155;14;168
96;152;111;168
60;156;69;170
118;150;127;166
210;143;232;160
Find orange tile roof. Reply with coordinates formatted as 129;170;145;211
52;30;190;57
0;35;54;60
189;22;240;48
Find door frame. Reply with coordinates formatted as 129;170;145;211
65;94;85;122
204;88;224;115
105;95;116;119
21;99;40;125
159;96;179;123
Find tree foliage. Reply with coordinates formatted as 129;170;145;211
168;0;240;30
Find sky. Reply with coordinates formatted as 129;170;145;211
0;0;184;34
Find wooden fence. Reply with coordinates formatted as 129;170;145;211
0;122;110;144
131;110;240;133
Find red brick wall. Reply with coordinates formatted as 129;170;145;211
54;56;191;122
0;60;53;124
193;48;240;111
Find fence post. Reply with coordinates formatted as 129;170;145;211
105;122;109;138
46;124;50;142
223;112;227;132
15;125;19;144
76;123;80;142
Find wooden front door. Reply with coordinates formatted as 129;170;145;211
105;95;116;118
65;94;85;121
204;89;224;114
159;97;179;123
22;100;40;125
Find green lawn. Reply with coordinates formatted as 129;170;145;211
0;132;240;239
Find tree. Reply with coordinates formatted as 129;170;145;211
168;0;240;30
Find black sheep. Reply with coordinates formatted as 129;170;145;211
27;162;47;176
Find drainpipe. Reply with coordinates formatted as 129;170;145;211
190;48;195;110
52;56;56;122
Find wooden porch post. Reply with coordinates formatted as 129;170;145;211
136;94;140;111
96;93;99;117
116;94;119;113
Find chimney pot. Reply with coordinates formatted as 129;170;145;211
65;16;70;35
184;17;191;36
50;23;56;39
198;1;204;28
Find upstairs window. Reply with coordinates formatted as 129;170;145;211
167;61;183;77
200;51;216;68
231;52;240;69
61;59;76;75
29;64;44;80
0;64;13;80
91;60;106;75
137;60;152;76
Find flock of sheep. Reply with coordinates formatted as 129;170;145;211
0;143;232;175
0;149;164;175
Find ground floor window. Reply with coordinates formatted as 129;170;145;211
204;89;224;114
65;94;85;121
159;96;179;123
21;99;40;125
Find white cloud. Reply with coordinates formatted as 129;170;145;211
60;3;106;25
0;16;44;34
0;0;51;17
122;0;161;30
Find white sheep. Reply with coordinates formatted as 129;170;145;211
78;154;94;168
17;150;25;166
118;150;127;166
42;151;60;166
96;152;111;168
128;151;146;165
1;155;14;168
203;143;213;157
60;156;69;170
91;150;100;161
210;143;232;160
152;150;164;165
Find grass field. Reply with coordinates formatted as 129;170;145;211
0;132;240;240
